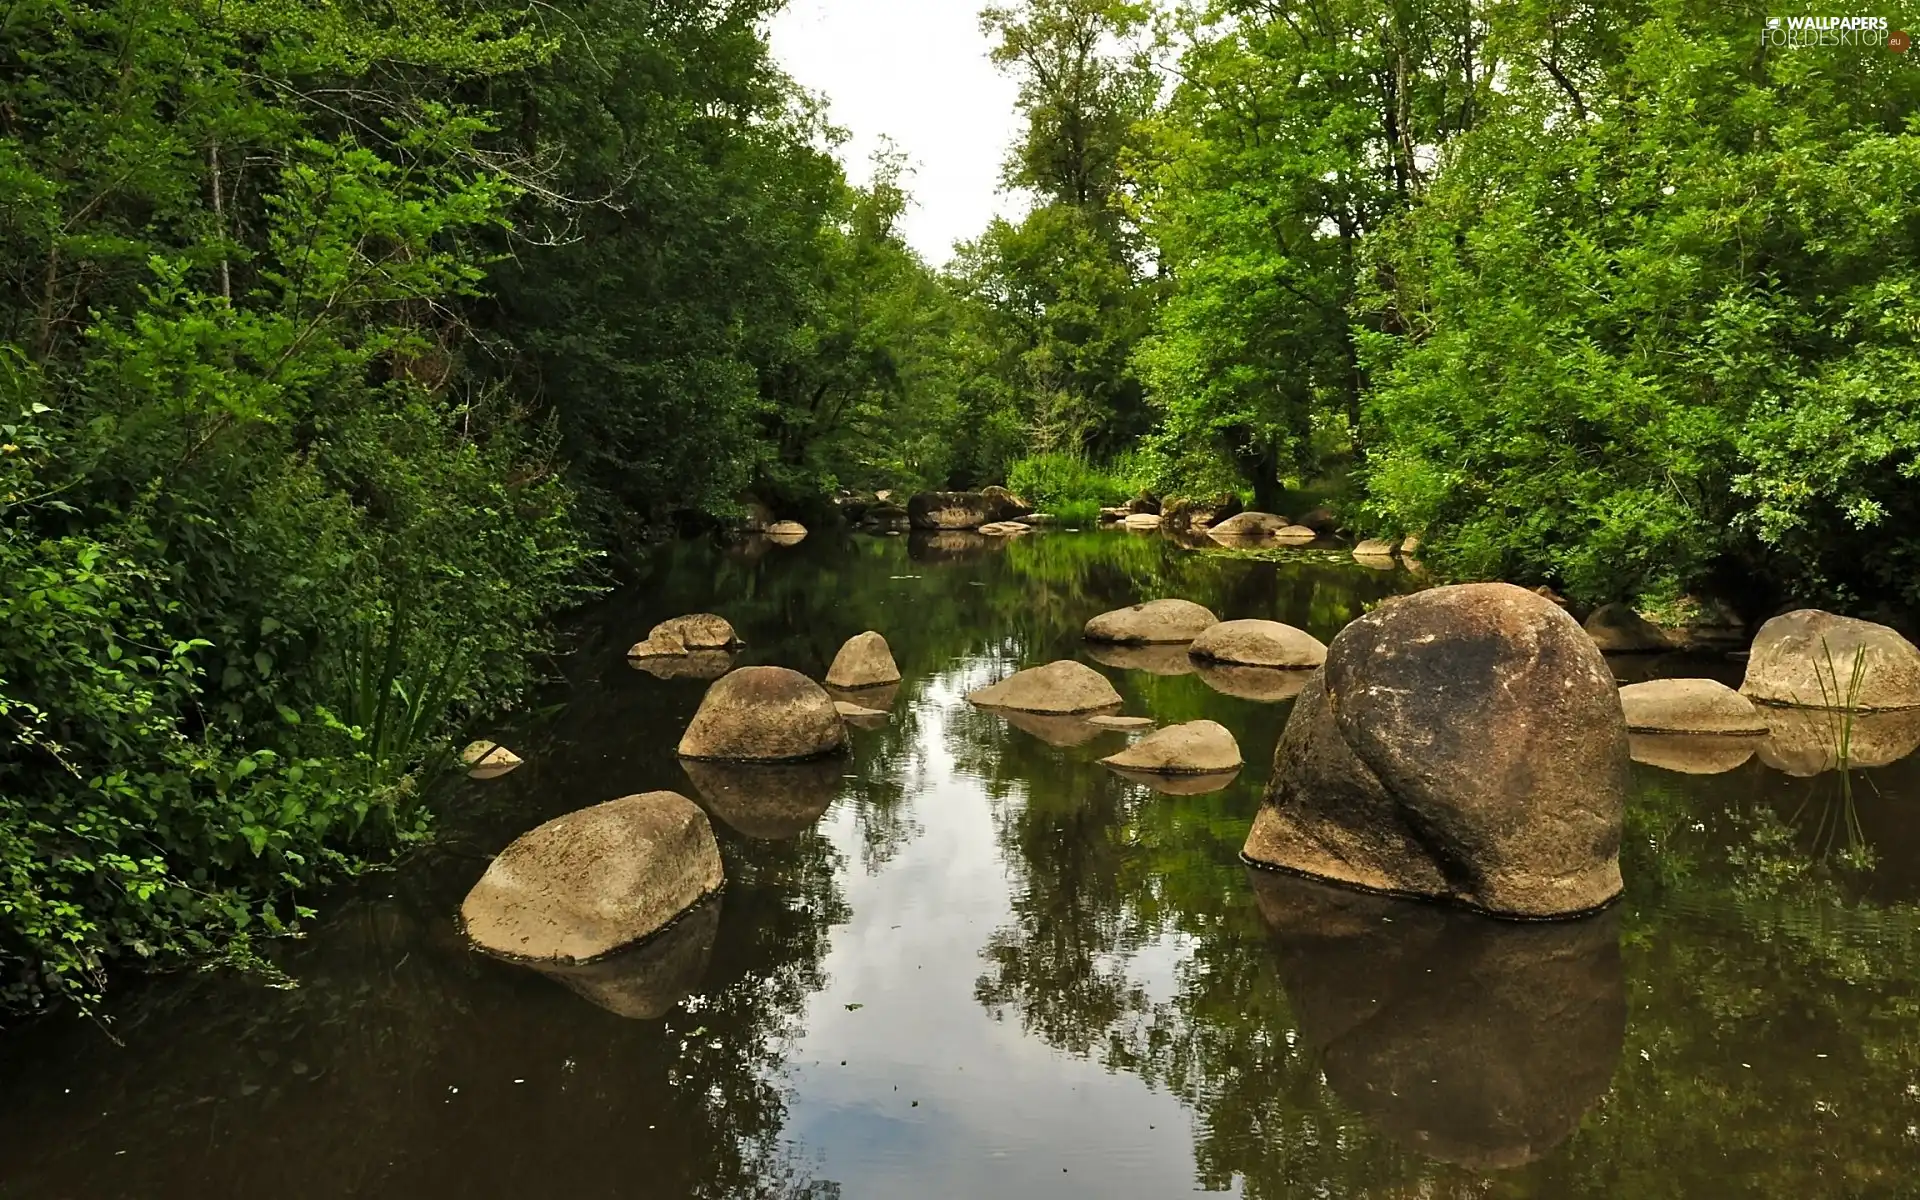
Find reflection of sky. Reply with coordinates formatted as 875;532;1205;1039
781;669;1224;1197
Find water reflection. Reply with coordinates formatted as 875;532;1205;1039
1084;641;1199;676
535;896;722;1018
681;758;846;839
1249;869;1626;1169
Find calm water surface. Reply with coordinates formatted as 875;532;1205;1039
4;530;1920;1198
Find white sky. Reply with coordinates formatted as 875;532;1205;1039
766;0;1027;265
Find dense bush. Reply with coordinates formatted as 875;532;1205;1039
1008;452;1150;522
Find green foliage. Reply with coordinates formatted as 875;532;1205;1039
1007;452;1147;520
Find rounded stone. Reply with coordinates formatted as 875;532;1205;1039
1740;609;1920;711
631;613;738;657
1275;525;1319;545
677;666;847;762
1583;603;1670;653
462;741;522;779
1353;539;1399;558
826;631;902;690
1190;619;1328;669
1124;512;1162;530
967;660;1123;714
765;521;808;543
461;791;723;965
1209;511;1289;540
1100;720;1243;775
1618;678;1768;735
1084;598;1221;645
1243;582;1629;919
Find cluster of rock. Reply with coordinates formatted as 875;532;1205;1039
907;486;1032;531
463;625;908;1009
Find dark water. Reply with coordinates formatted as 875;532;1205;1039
5;530;1920;1199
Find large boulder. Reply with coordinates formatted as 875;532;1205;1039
967;660;1123;714
1099;720;1243;775
1189;619;1327;669
630;613;739;658
677;666;847;762
1243;583;1629;919
1618;678;1768;735
461;792;723;964
826;631;902;690
1352;538;1399;558
1084;598;1220;644
908;491;993;530
1740;609;1920;712
1251;869;1625;1169
1583;603;1671;654
980;485;1034;522
1209;511;1289;541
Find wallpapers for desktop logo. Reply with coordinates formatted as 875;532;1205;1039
1763;15;1910;49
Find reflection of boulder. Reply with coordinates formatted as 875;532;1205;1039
676;667;846;762
1099;720;1242;774
1106;766;1241;795
679;758;844;839
1243;583;1628;918
1756;706;1920;776
996;710;1116;747
1195;662;1312;703
533;897;720;1019
628;650;734;681
461;792;723;964
907;530;992;561
1250;869;1625;1170
1741;609;1920;711
833;701;892;728
1629;732;1761;775
967;660;1123;713
827;682;900;713
1083;642;1199;676
1085;598;1220;644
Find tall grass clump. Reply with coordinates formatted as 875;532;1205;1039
1008;453;1151;523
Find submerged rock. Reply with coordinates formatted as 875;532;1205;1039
1243;582;1628;919
1195;661;1314;703
967;660;1123;714
1741;609;1920;711
1250;869;1625;1170
1189;619;1327;669
680;758;843;839
1107;765;1241;795
1629;732;1762;775
533;897;720;1020
1583;603;1671;654
1209;511;1289;541
826;631;902;690
1100;720;1242;775
1084;598;1220;645
461;791;723;964
1618;678;1770;735
462;741;523;780
1083;642;1200;676
677;666;847;762
1756;706;1920;776
630;613;738;658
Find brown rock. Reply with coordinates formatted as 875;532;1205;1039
1084;598;1221;644
1250;869;1625;1169
533;897;719;1019
1209;511;1289;541
1123;512;1162;531
1242;582;1629;919
1190;619;1328;669
631;613;738;658
1582;603;1670;653
1275;525;1319;545
1756;706;1920;776
1196;662;1314;703
1352;538;1399;558
676;666;847;762
462;741;522;780
981;485;1034;522
1740;609;1920;711
1629;733;1761;775
1083;642;1199;676
967;660;1123;714
1618;678;1768;735
680;759;842;838
1100;720;1243;775
765;520;808;544
461;792;723;964
826;631;902;690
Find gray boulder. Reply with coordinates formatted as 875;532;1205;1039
1085;598;1220;644
1209;511;1289;541
461;792;723;964
1189;619;1327;669
677;666;846;762
1100;720;1243;775
826;631;902;690
1618;678;1770;735
1740;609;1920;711
967;660;1123;714
630;613;738;658
1243;583;1628;919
